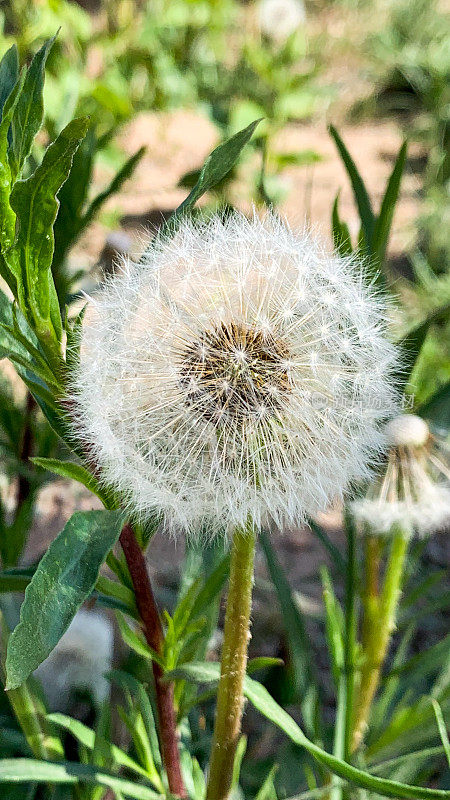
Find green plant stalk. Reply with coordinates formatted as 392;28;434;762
0;610;63;760
206;520;256;800
360;530;383;658
343;511;358;762
352;525;409;751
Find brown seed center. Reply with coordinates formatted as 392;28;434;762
179;321;291;424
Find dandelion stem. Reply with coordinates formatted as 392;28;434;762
352;525;409;752
119;523;186;798
206;520;257;800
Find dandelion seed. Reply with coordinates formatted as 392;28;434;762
72;211;398;539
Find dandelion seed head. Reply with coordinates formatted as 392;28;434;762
352;414;450;536
72;210;398;539
258;0;306;43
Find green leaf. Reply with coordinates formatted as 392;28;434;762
0;566;34;593
8;36;55;182
431;700;450;767
320;566;344;687
395;304;450;396
0;759;162;799
96;575;138;617
372;141;407;267
307;517;346;575
418;381;450;433
190;552;231;621
329;125;374;250
52;128;96;290
65;304;86;373
108;669;162;777
0;68;25;292
81;146;146;232
260;530;321;738
231;735;247;789
247;656;284;673
0;44;19;117
5;509;125;689
9;116;89;351
167;663;449;800
168;120;261;227
30;457;109;504
47;713;152;780
115;612;163;667
255;765;279;800
331;194;353;258
0;611;64;761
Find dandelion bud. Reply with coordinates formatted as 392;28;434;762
72;211;397;539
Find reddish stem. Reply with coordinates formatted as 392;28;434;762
15;392;36;516
119;523;186;798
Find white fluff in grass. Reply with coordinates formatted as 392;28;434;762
35;610;113;711
258;0;306;42
352;414;450;536
72;210;398;539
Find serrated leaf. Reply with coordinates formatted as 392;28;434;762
8;37;55;182
5;509;125;689
0;759;162;799
9;116;89;353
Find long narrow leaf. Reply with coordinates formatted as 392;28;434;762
372;141;407;266
329;125;374;248
0;759;162;799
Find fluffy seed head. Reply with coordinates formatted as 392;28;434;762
258;0;306;42
352;414;450;537
385;414;430;448
72;211;398;539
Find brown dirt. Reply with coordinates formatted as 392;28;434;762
75;111;422;274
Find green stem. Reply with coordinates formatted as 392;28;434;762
360;532;382;658
0;609;63;760
206;520;257;800
343;511;358;762
352;525;409;751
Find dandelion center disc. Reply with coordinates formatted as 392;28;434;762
178;321;291;424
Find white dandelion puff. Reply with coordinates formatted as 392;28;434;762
351;414;450;536
258;0;306;43
72;211;398;539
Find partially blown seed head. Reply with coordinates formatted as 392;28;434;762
352;414;450;536
72;211;398;538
